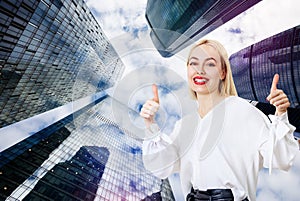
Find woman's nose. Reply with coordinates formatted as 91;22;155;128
193;65;205;75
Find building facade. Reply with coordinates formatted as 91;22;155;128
145;0;261;57
230;25;300;132
0;96;175;200
0;0;124;128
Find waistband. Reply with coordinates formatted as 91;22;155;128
186;187;249;201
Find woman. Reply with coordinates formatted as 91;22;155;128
140;39;298;201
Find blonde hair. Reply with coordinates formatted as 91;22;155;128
187;39;238;99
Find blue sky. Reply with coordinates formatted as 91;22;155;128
85;0;300;200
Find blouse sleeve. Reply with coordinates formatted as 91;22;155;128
259;112;299;174
142;121;181;179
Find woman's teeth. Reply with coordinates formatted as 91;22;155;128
194;78;207;84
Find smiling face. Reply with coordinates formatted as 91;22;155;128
187;44;225;97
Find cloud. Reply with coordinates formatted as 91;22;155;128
86;0;148;39
228;27;242;34
257;153;300;201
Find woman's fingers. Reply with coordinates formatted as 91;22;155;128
152;84;160;103
272;97;289;107
140;84;160;127
140;107;154;118
267;89;290;115
144;100;159;111
276;101;290;111
266;74;290;115
140;100;159;119
268;90;286;105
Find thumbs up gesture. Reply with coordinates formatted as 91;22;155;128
140;84;160;128
266;74;290;116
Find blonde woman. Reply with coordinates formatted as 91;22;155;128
140;39;298;201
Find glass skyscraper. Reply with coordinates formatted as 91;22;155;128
230;25;300;133
145;0;261;57
0;0;124;128
0;0;175;200
0;96;175;200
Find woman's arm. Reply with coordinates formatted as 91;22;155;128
142;122;181;179
140;84;180;178
259;111;298;173
260;74;298;173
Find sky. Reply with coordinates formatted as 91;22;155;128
85;0;300;200
86;0;300;68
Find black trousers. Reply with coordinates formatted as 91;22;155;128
186;188;249;201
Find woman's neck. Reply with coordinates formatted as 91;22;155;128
197;93;227;118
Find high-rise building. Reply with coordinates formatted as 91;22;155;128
145;0;261;57
229;25;300;132
0;0;124;128
0;96;175;200
0;0;175;200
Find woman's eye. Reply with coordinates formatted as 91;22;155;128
189;62;197;66
206;62;216;67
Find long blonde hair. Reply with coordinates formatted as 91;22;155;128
187;39;238;99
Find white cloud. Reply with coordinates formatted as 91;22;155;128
257;152;300;201
85;0;148;39
86;0;145;13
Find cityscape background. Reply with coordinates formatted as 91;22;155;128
0;0;300;200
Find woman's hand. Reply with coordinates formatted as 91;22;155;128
140;84;160;128
266;74;290;116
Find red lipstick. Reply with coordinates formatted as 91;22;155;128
193;76;208;85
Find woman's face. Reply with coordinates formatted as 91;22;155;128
187;44;225;96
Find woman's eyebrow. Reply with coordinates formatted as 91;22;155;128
204;57;217;62
189;57;216;62
189;56;199;61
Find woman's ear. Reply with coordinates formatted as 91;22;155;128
220;68;226;80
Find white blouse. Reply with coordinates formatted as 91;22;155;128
142;96;298;201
